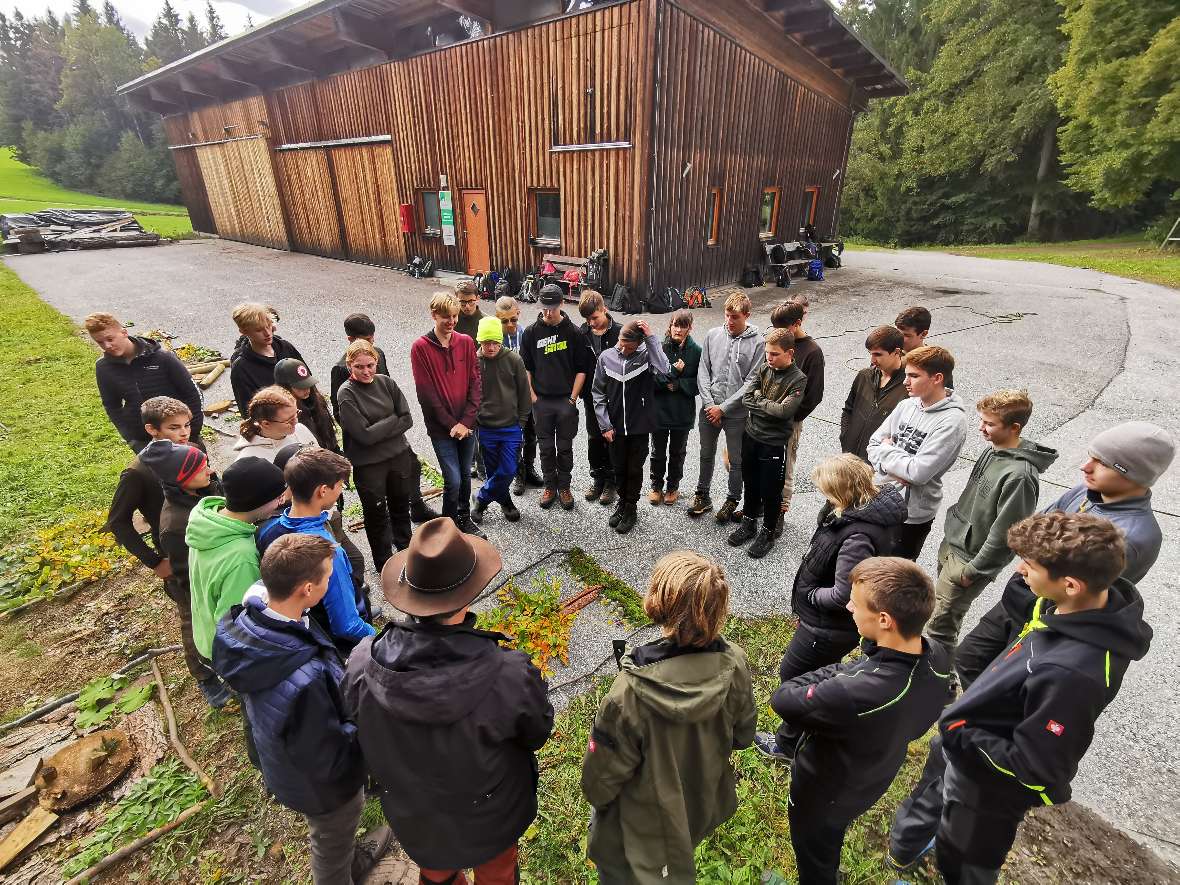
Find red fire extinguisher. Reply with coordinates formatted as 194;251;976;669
399;204;414;233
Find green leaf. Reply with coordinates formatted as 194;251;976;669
115;682;155;713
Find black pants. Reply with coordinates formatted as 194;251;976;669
775;621;859;750
936;767;1026;885
894;519;934;560
740;434;785;531
533;396;579;490
353;451;414;573
609;434;648;506
789;801;856;885
516;413;538;475
583;399;612;482
650;428;689;492
955;599;1015;687
889;734;949;866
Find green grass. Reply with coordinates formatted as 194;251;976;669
0;148;193;239
0;263;128;544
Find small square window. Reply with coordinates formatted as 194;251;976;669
706;187;722;246
759;187;781;239
532;189;561;246
420;191;442;236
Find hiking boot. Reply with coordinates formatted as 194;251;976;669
198;676;232;710
410;497;439;523
598;484;618;506
752;731;794;763
558;488;575;510
502;500;521;522
608;504;624;528
715;498;740;523
351;825;394;883
727;518;758;547
616;506;638;535
664;489;680;505
687;494;713;517
887;837;936;874
456;515;486;540
524;466;545;487
470;496;487;525
585;478;605;502
749;528;776;559
512;474;526;496
539;488;558;509
648;489;664;506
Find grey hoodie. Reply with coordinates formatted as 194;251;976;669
867;392;969;524
696;324;766;417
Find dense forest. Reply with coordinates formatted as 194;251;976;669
0;0;1176;242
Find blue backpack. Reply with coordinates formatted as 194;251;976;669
807;259;824;281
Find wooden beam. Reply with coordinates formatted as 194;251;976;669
806;31;858;53
825;49;871;68
332;8;396;55
177;73;222;99
148;83;189;111
856;73;899;87
256;37;320;75
436;0;493;26
839;61;882;78
213;57;268;89
783;9;833;32
127;90;183;115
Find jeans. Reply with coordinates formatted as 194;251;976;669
430;433;477;521
419;843;519;885
740;434;785;531
305;787;364;885
780;420;804;510
353;452;415;572
926;540;994;653
609;434;648;505
533;396;579;490
477;424;523;506
774;620;859;751
894;519;934;561
695;408;746;501
650;428;689;491
583;398;612;482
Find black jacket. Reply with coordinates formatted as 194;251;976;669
230;335;305;415
342;616;554;869
773;639;952;816
792;336;825;424
840;366;907;461
578;317;621;403
791;486;906;640
520;312;592;398
158;482;217;598
95;337;204;451
940;578;1151;811
105;455;164;569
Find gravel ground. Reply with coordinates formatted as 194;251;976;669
6;240;1178;862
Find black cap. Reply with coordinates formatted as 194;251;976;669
539;284;564;306
274;358;317;390
222;456;286;513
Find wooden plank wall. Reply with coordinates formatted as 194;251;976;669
332;144;403;265
170;146;216;234
196;137;290;250
274;148;344;257
648;1;855;291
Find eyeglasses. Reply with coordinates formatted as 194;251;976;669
265;415;298;426
459;298;478;305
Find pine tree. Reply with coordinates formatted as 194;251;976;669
181;11;205;55
145;0;185;64
101;0;138;49
204;0;226;42
72;0;95;21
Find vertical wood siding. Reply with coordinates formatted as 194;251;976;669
196;138;290;250
170;146;216;234
274;148;345;256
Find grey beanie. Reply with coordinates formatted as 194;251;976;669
1088;421;1175;488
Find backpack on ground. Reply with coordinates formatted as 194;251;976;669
807;259;824;281
587;249;608;293
409;256;434;278
518;274;539;303
609;283;642;314
740;265;762;288
645;287;685;314
683;286;710;309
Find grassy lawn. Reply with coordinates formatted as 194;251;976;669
0;148;193;239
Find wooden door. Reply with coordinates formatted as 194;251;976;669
460;189;490;274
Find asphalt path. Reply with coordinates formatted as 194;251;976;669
7;240;1177;861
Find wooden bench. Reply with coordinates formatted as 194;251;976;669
541;253;589;302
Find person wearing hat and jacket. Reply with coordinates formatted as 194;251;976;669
342;518;554;885
274;358;342;455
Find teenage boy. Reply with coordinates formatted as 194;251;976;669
691;293;765;521
498;296;544;495
343;518;554;884
329;313;436;524
140;439;228;707
578;290;622;504
86;312;204;452
928;390;1057;651
520;284;592;510
256;449;375;650
187;456;288;661
932;513;1151;884
229;303;306;416
755;557;950;885
214;533;391;885
727;328;806;559
894;306;931;353
867;345;968;561
454;279;485;340
840;325;908;461
592;320;671;535
770;300;824;518
410;293;482;534
473;316;532;525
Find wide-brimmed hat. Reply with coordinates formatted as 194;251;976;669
382;517;503;616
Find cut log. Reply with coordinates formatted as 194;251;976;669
0;805;58;870
0;787;36;826
202;400;233;416
197;363;224;389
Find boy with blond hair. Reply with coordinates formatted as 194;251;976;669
229;302;306;415
582;551;755;883
578;289;622;504
86;312;204;451
928;390;1057;651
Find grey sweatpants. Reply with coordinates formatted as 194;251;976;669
306;787;364;884
695;408;746;501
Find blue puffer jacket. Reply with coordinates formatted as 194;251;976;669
213;599;364;816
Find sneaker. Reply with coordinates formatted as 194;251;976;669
731;507;745;523
727;517;758;547
598;484;618;507
749;528;775;559
351;824;394;883
608;504;624;528
752;731;793;763
687;494;713;517
512;474;526;496
456;515;486;539
470;496;487;525
887;837;936;874
585;478;605;502
648;489;664;506
502;501;521;522
524;467;545;487
198;676;232;710
410;498;439;523
558;488;575;510
539;488;558;509
664;489;680;505
715;498;739;523
616;506;637;534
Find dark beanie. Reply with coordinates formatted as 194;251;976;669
273;443;304;474
140;439;208;489
222;456;286;512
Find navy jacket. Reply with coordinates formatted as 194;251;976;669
95;336;204;451
213;600;365;816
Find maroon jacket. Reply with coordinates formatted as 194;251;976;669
410;330;481;437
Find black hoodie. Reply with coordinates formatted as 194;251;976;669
520;311;593;398
95;336;204;451
229;335;305;415
940;578;1152;810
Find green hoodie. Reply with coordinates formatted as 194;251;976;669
943;438;1059;581
581;638;756;884
185;496;262;658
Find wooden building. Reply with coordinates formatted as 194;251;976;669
119;0;904;292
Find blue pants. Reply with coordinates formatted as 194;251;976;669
430;434;477;521
477;424;523;506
